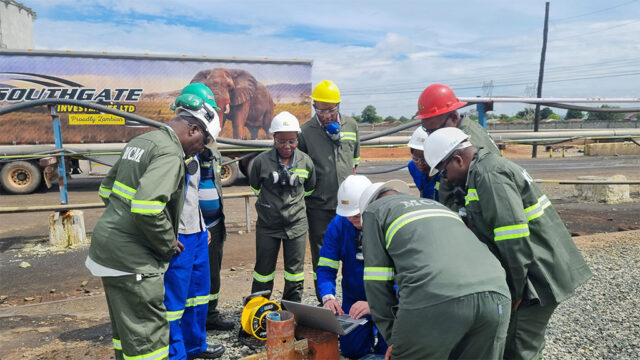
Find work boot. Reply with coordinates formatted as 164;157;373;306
189;343;225;359
206;317;235;331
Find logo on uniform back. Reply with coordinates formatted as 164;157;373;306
122;146;145;163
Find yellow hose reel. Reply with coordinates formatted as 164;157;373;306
241;291;281;340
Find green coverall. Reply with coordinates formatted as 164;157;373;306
89;127;186;360
249;148;316;302
298;114;359;298
439;116;500;212
464;148;593;360
363;193;512;359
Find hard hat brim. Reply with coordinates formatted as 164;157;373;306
336;205;359;217
414;101;468;120
359;180;410;213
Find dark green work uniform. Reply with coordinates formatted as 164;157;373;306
249;148;316;302
464;148;592;360
298;114;359;295
89;126;186;360
363;193;511;359
439;116;500;212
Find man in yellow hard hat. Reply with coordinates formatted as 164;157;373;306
298;80;360;302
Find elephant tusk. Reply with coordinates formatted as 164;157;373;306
224;103;230;114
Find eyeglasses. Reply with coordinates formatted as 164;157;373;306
274;138;298;146
314;105;339;115
411;155;427;164
436;151;459;178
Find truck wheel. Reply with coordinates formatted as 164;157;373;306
220;156;239;187
0;161;42;194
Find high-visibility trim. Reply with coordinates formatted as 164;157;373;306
465;188;479;206
292;169;309;179
284;270;304;282
113;338;122;350
524;195;551;221
304;189;314;196
209;292;219;301
364;267;394;281
250;186;260;196
217;165;222;174
113;180;136;200
123;345;169;360
166;309;184;322
385;209;463;249
318;257;339;270
253;270;275;283
435;181;440;191
99;186;112;199
342;132;357;141
353;157;361;165
494;224;530;241
131;199;166;214
186;295;210;307
313;271;317;280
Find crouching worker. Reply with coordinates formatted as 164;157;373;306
360;180;512;360
407;127;439;200
249;111;316;302
317;175;388;358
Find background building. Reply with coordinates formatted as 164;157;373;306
0;0;35;49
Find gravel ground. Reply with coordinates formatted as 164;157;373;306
203;231;640;360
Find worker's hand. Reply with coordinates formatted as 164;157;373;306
207;230;212;245
385;345;393;360
322;299;344;315
175;240;185;254
513;298;523;311
348;301;370;319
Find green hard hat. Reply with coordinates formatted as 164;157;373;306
179;83;220;111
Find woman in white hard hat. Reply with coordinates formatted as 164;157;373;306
248;111;316;302
316;175;388;358
407;127;439;200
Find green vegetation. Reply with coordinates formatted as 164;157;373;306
587;105;625;121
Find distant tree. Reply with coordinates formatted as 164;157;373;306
587;105;625;121
547;113;561;120
498;113;510;121
565;109;583;119
361;105;379;123
398;116;411;123
384;116;397;123
352;115;363;123
515;108;535;120
540;107;554;119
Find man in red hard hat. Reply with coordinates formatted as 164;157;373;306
414;84;500;213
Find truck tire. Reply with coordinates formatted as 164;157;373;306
0;161;42;194
220;156;239;187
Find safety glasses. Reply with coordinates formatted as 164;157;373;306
314;105;339;115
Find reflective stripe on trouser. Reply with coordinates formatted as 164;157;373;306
306;207;336;302
251;231;307;303
504;300;558;360
391;292;511;360
164;231;210;359
102;273;168;360
207;221;224;322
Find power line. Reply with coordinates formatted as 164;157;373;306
552;0;639;21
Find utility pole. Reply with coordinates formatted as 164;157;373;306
532;1;550;158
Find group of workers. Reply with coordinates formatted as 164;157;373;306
85;79;592;360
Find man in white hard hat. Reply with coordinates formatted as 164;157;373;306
316;175;388;358
360;180;512;360
406;127;439;200
249;111;316;302
423;127;592;360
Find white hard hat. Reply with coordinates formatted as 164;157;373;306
177;103;221;140
407;127;428;150
269;111;301;133
359;180;410;213
336;175;372;217
422;127;471;177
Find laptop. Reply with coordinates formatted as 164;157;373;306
281;300;368;335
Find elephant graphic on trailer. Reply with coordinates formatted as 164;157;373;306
191;68;274;140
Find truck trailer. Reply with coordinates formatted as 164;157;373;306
0;49;312;194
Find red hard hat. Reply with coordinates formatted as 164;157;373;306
415;84;467;120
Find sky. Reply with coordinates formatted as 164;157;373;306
20;0;640;117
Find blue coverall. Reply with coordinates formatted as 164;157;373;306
317;215;388;358
407;160;439;200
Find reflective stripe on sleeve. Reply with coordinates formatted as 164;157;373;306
99;186;112;199
318;257;339;270
494;224;530;241
250;186;260;196
524;195;551;221
385;209;463;249
353;157;360;165
283;271;304;282
304;189;314;196
292;169;309;179
363;267;394;281
342;132;357;141
131;200;166;214
465;188;479;206
253;270;276;283
112;180;136;200
435;181;440;191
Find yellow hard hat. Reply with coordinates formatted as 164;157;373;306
311;80;341;103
